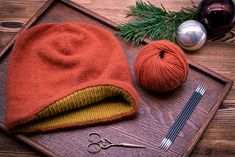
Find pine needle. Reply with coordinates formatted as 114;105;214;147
117;0;197;44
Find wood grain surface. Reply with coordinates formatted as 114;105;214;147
0;0;235;157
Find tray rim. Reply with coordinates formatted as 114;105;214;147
0;0;233;157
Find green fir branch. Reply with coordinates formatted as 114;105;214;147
117;0;197;44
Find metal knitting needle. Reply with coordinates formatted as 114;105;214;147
162;85;206;151
159;85;202;149
161;85;204;150
159;85;201;150
160;85;206;151
163;85;206;150
159;85;201;149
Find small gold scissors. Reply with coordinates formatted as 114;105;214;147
87;132;146;153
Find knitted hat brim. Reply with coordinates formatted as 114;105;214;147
10;80;139;133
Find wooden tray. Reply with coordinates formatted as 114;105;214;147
0;0;233;156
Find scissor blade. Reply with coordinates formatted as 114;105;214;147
117;143;146;148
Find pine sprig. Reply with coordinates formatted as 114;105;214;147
117;0;197;44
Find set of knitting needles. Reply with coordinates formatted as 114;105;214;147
159;84;207;151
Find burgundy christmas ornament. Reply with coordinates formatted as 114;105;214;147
198;0;235;35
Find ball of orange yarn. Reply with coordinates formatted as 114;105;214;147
134;40;189;92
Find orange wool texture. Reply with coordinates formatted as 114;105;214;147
134;40;189;92
6;22;139;132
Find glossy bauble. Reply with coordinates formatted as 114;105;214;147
198;0;235;35
176;20;207;51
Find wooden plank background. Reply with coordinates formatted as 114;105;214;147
0;0;235;156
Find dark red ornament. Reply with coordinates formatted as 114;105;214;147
198;0;235;35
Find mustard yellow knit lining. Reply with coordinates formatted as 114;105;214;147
17;85;135;131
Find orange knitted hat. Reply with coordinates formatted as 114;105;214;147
6;22;139;133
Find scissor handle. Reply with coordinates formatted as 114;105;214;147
87;138;114;153
88;132;102;143
87;142;101;153
99;138;113;149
